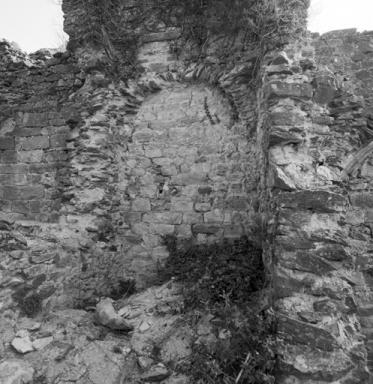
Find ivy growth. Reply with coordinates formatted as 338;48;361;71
66;0;309;80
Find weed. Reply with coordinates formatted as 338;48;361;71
160;235;264;307
12;286;43;317
70;248;137;309
159;235;275;384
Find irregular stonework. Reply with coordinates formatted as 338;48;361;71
263;34;373;382
2;1;373;383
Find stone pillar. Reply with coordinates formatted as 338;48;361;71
264;40;370;382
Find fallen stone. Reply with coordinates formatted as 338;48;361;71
141;363;170;382
11;336;34;354
15;329;29;338
32;336;53;350
138;356;155;370
96;298;134;332
138;320;152;333
0;359;34;384
17;318;41;331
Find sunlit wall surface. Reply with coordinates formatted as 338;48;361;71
0;0;67;53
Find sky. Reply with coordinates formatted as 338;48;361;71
308;0;373;34
0;0;373;53
0;0;67;52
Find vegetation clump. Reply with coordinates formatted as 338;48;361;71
67;0;309;80
12;286;43;317
160;235;275;384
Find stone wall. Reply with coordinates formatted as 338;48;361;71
263;31;373;383
0;15;262;314
2;2;373;382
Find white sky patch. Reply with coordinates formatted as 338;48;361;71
0;0;67;53
309;0;373;34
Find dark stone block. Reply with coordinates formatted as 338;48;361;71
312;72;337;105
279;251;335;275
273;268;312;298
315;244;351;262
0;137;15;150
13;127;43;137
192;224;220;235
277;190;347;213
276;235;315;251
269;128;303;146
313;84;336;105
350;192;373;208
0;150;17;163
278;315;339;351
198;186;213;195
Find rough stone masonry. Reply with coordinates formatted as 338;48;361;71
1;0;373;382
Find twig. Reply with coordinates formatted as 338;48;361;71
235;352;251;384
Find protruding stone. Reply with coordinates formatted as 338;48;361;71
32;336;53;350
141;363;170;382
11;336;34;354
277;190;347;213
96;298;134;332
277;315;339;352
138;356;154;370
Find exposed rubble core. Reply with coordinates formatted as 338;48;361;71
1;0;373;383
